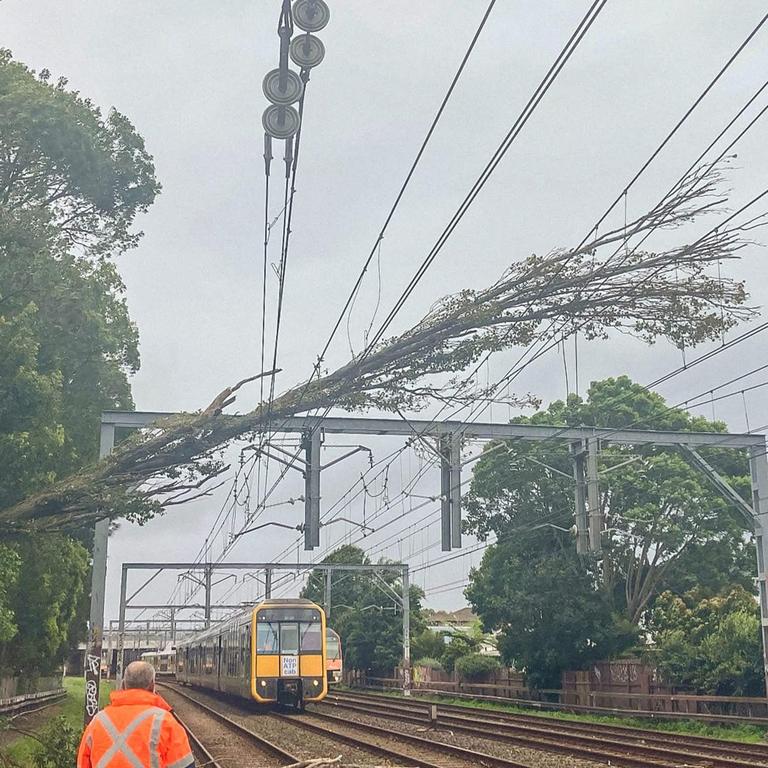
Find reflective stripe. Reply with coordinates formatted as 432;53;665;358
93;707;168;768
149;713;162;768
166;754;194;768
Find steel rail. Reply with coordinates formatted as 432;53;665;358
296;708;544;768
333;688;768;756
169;709;223;768
158;684;299;765
0;689;67;717
320;692;765;768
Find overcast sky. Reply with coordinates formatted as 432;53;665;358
4;1;768;629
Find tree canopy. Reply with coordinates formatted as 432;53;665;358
301;545;425;676
0;50;158;677
464;376;754;688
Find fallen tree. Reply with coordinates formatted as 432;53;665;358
0;165;759;533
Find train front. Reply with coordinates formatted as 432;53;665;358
251;598;327;708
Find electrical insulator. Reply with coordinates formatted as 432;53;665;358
292;0;330;32
262;68;304;106
262;104;301;139
290;33;326;69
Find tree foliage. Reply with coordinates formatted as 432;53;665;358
464;377;753;687
0;161;758;531
300;545;425;676
455;652;500;681
648;587;763;696
0;50;158;676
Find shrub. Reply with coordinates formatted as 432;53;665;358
414;657;443;670
33;717;80;768
455;653;500;681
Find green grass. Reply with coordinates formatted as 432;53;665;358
3;676;113;766
347;686;768;743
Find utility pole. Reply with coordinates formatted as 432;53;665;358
83;420;115;725
265;568;273;599
402;566;411;697
324;568;332;618
204;564;212;629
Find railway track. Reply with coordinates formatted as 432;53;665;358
321;689;768;768
159;684;300;767
0;688;67;718
161;683;545;767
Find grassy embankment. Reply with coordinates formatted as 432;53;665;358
3;677;113;766
359;687;768;743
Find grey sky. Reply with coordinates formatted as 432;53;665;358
3;1;768;624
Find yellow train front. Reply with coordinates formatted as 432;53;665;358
175;598;327;709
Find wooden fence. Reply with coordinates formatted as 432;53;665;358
353;662;768;724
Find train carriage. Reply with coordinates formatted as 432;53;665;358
325;627;342;684
141;648;176;677
175;598;327;708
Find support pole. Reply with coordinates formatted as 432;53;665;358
402;566;411;697
324;568;332;619
204;564;212;629
440;437;451;551
265;568;273;599
450;432;462;548
570;442;589;555
116;565;128;689
749;443;768;697
586;439;602;554
170;608;176;646
83;420;115;725
304;430;321;549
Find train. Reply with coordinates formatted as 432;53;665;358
175;598;328;708
326;627;342;684
141;647;176;677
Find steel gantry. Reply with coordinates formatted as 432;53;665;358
113;561;411;695
84;409;768;723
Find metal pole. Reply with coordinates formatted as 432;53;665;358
83;419;115;725
170;608;176;645
571;442;589;555
324;568;332;619
304;430;321;549
116;565;128;689
402;566;411;697
440;436;451;551
265;568;273;599
204;564;212;629
450;432;462;548
749;444;768;697
586;439;602;553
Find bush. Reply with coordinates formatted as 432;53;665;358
414;657;443;670
411;629;446;661
455;653;500;681
33;716;80;768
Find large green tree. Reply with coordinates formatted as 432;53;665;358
464;376;753;686
301;545;425;676
0;50;158;676
648;586;763;695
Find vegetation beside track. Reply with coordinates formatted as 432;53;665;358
1;677;112;767
345;687;768;744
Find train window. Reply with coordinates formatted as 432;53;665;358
326;632;340;660
280;623;300;655
300;622;322;652
256;622;279;653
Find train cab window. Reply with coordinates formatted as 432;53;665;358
280;623;300;655
256;622;279;653
300;622;322;652
326;632;340;660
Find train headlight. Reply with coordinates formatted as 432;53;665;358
313;679;319;687
260;680;266;687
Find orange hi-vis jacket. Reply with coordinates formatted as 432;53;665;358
77;689;194;768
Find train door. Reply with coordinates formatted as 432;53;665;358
217;634;223;690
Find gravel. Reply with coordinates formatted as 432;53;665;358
162;685;403;766
311;700;608;768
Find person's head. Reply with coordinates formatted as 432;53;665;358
122;661;156;692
